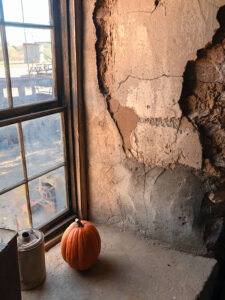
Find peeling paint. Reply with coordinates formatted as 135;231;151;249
93;0;139;153
110;99;139;150
93;0;130;152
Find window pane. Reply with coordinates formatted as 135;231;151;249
3;0;50;25
29;167;67;228
6;27;54;107
22;113;64;178
0;185;30;230
0;38;8;110
0;124;24;191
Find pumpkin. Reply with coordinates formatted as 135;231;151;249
61;218;101;270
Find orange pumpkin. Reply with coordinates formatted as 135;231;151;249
61;218;101;270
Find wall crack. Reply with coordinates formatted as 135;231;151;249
197;0;206;24
126;0;166;16
117;74;182;90
93;0;139;155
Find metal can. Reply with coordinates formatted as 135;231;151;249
17;229;46;290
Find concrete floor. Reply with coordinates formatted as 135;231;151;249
22;225;217;300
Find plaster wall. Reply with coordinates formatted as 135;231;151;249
84;0;225;252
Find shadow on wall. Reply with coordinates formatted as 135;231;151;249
179;5;225;253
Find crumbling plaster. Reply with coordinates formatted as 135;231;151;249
93;0;225;169
84;0;225;252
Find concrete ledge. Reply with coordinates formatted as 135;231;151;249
197;264;218;300
22;225;218;300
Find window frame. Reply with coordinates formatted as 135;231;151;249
0;0;87;235
69;0;87;222
0;0;62;119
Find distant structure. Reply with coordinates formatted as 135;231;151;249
23;42;49;64
23;43;40;64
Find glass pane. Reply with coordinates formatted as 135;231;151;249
3;0;50;25
22;113;64;178
29;167;67;228
6;27;54;107
0;185;30;230
0;124;24;191
0;38;8;110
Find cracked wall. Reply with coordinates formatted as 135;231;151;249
93;0;222;169
85;0;225;253
179;6;225;251
180;32;225;176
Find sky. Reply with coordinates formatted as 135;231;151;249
2;0;51;45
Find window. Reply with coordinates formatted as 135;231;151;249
0;0;78;232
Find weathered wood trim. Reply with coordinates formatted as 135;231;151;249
17;122;33;227
0;21;53;29
38;209;72;234
43;213;77;241
60;0;78;214
0;0;13;108
0;105;64;127
0;162;66;195
49;0;57;99
69;0;88;219
52;0;63;106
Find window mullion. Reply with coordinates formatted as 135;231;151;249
18;122;33;227
49;0;57;99
28;162;66;182
0;0;13;108
0;22;53;29
0;180;26;196
52;0;64;106
60;113;70;209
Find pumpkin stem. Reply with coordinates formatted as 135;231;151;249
75;218;84;228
